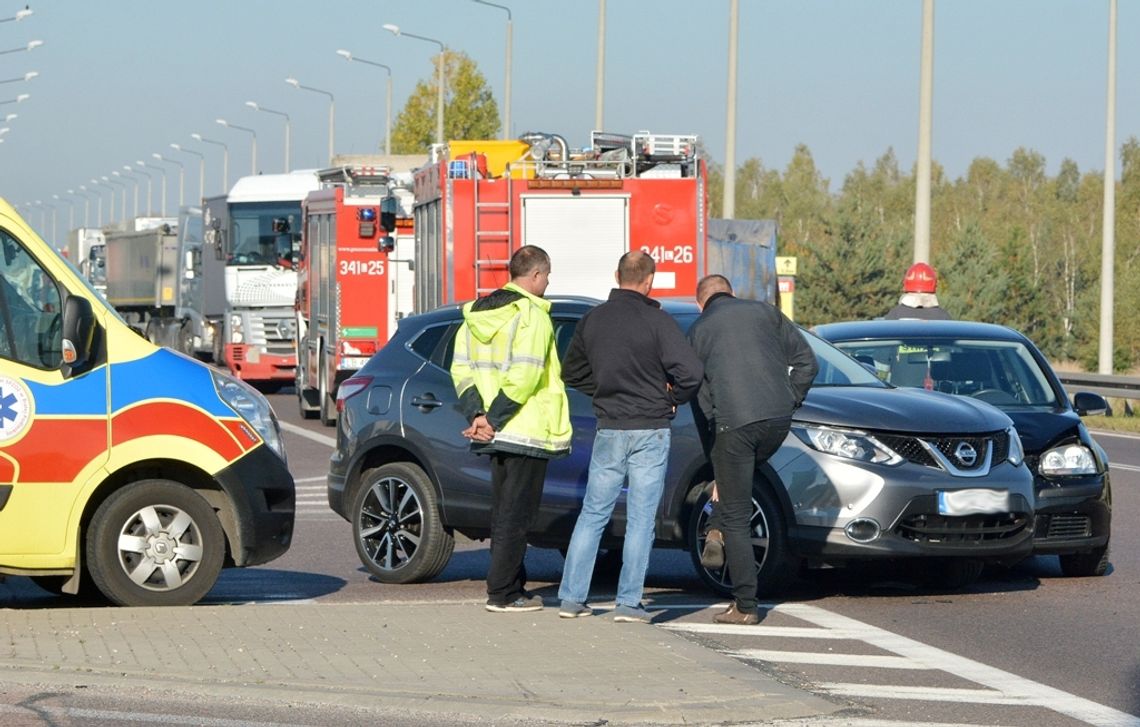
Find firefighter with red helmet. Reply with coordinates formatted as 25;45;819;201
884;262;951;320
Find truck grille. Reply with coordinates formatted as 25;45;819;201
249;313;296;355
1034;513;1092;540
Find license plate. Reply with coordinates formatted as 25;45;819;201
937;488;1010;516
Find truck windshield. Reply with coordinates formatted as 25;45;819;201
228;202;302;266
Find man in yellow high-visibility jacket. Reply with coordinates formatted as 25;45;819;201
451;245;571;612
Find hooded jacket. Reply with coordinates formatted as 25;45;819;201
450;281;572;459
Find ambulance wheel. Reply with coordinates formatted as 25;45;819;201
352;463;454;584
85;480;225;607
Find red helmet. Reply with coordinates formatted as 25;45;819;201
903;262;938;293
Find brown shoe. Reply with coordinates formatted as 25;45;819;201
713;603;759;625
700;528;725;569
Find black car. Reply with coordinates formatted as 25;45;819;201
815;318;1111;577
328;299;1035;596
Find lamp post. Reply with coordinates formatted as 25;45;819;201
0;93;30;107
76;186;93;228
595;0;605;131
102;175;126;224
382;25;446;146
336;49;392;155
1099;0;1117;374
132;164;153;215
57;193;75;234
216;118;257;175
0;7;32;22
245;101;290;172
723;0;738;218
285;77;335;163
153;153;184;210
472;1;511;139
141;160;167;217
113;170;138;219
0;70;37;85
191;132;229;192
171;143;206;204
0;39;43;56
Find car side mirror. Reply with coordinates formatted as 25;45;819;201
61;294;96;378
1072;391;1109;417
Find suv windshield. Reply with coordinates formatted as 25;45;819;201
830;337;1057;407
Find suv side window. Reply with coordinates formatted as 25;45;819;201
409;323;457;369
0;230;63;369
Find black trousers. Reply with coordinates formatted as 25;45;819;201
486;452;548;605
709;417;791;610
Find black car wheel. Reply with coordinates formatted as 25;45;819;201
687;481;794;598
352;463;454;584
85;480;225;607
1059;543;1110;577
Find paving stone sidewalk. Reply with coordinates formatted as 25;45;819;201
0;600;840;725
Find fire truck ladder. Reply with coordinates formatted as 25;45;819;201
472;164;513;297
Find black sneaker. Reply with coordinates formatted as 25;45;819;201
485;594;544;613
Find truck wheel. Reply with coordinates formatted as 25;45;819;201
1059;543;1110;577
687;480;794;598
177;322;196;357
85;480;225;607
352;463;454;584
144;319;160;345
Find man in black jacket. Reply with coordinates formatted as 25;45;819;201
558;251;703;623
688;274;817;624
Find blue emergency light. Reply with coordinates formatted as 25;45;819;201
357;207;378;238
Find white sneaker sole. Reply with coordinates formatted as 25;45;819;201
485;603;543;613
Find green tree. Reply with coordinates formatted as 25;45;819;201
390;50;500;153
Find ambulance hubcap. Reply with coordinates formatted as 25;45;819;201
116;504;205;592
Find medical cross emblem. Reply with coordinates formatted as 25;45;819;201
0;376;32;442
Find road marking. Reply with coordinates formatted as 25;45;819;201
1090;430;1140;441
768;719;1014;727
693;602;1140;727
280;421;336;447
664;622;862;640
1111;462;1140;473
294;475;327;483
730;649;924;670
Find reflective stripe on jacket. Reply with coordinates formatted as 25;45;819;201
451;282;571;459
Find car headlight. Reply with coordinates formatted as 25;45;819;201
211;370;287;462
1007;426;1025;466
793;425;903;465
1039;443;1096;476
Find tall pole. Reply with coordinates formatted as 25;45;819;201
385;74;392;155
1099;0;1117;374
134;164;153;215
473;2;512;139
595;0;606;130
723;0;739;219
285;79;335;163
436;50;444;146
913;0;934;264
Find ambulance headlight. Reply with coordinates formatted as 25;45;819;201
211;370;287;462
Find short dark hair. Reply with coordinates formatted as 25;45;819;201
696;274;733;305
617;250;655;285
509;245;551;279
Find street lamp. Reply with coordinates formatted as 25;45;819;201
285;77;335;163
191;132;229;192
76;185;93;228
171;143;206;204
336;50;393;156
102;175;126;224
140;159;168;216
0;7;32;22
0;71;37;85
112;170;138;219
4;113;16;123
53;194;70;243
472;1;512;139
216;118;257;175
723;0;738;218
595;0;606;131
0;93;30;107
131;164;153;215
246;101;290;172
0;40;43;56
153;152;185;210
382;25;445;146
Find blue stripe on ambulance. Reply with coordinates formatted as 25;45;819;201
25;367;108;415
108;350;233;416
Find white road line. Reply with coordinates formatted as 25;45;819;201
1111;463;1140;473
280;421;336;447
663;622;861;640
1090;430;1140;441
770;719;1015;727
294;475;327;483
729;649;924;670
774;603;1140;726
820;683;1033;706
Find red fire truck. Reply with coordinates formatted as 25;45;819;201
411;130;707;310
295;164;416;424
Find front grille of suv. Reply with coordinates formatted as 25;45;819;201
875;430;1010;474
895;511;1031;543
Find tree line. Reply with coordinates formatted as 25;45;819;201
707;142;1140;373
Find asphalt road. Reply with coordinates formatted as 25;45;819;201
2;386;1137;726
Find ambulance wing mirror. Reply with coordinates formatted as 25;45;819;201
61;294;96;378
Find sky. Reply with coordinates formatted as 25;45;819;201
1;0;1138;238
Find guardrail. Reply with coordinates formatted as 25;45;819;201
1057;372;1140;402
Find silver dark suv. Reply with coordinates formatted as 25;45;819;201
328;298;1036;596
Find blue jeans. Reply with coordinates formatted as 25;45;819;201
558;428;670;608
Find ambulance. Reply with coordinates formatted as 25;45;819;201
0;199;294;606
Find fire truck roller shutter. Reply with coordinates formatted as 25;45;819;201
520;195;629;301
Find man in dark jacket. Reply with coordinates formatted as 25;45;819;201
688;274;817;624
558;251;703;623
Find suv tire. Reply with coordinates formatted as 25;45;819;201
352;463;454;584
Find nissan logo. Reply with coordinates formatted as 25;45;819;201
954;441;978;467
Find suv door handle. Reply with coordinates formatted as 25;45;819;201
411;395;444;410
